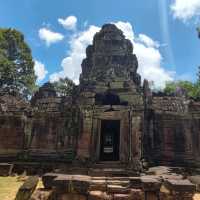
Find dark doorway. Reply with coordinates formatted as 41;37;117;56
100;120;120;161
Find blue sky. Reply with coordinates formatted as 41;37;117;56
0;0;200;89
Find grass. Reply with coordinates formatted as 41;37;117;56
0;176;43;200
0;176;24;200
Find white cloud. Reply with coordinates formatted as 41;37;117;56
137;34;159;48
171;0;200;21
134;42;174;89
58;16;77;30
50;21;174;89
114;21;134;42
34;60;48;82
38;28;64;46
115;22;174;89
50;25;100;84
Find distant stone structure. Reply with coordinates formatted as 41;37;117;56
0;24;200;170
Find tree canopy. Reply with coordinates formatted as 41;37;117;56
0;28;36;98
164;67;200;99
164;80;200;99
52;77;76;97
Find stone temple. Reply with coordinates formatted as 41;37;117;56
1;24;200;199
0;23;200;167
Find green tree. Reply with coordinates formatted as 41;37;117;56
52;77;76;97
197;27;200;38
164;81;196;98
164;81;177;95
0;28;36;98
197;66;200;84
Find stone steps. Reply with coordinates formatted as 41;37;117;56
41;172;196;200
92;161;126;168
88;168;130;177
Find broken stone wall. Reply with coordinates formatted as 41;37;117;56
29;94;79;161
146;96;200;167
0;93;29;160
0;115;25;159
0;83;80;162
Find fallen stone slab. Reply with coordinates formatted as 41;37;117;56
42;173;59;189
164;179;195;192
53;174;91;195
188;175;200;191
15;176;39;200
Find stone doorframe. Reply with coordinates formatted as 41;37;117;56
91;106;130;163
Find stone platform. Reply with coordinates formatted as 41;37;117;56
38;170;196;200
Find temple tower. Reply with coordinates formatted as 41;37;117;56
77;24;144;167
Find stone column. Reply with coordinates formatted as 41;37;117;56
77;108;93;161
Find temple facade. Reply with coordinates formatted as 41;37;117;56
0;24;200;169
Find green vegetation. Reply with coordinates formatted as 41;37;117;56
52;77;76;97
0;28;36;98
164;80;200;99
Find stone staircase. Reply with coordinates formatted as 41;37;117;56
41;170;196;200
88;161;137;177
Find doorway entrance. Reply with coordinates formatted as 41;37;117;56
100;120;120;161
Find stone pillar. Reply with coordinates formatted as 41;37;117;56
77;108;93;161
130;113;143;169
141;177;161;200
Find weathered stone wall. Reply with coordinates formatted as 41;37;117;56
145;96;200;167
0;84;79;162
0;115;25;157
1;24;200;170
0;93;29;160
28;84;79;161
